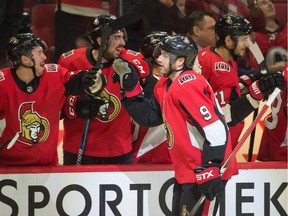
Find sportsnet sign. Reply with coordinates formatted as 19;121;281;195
0;163;286;216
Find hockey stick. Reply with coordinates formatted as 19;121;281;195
0;133;19;149
189;87;281;216
247;41;267;162
77;13;141;164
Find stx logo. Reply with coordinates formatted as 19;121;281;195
214;62;230;72
196;170;214;181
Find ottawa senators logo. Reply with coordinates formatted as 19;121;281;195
96;89;121;122
162;114;174;149
214;62;230;72
17;102;50;145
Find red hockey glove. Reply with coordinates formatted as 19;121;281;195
120;49;151;79
81;69;107;96
194;163;225;201
112;57;143;98
249;72;285;100
239;70;267;88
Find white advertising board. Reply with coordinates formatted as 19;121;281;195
0;164;287;216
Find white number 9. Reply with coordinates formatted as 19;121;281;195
200;105;212;120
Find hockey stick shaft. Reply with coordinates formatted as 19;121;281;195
190;87;281;216
76;119;90;165
247;41;267;161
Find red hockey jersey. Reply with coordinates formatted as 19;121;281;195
258;65;287;161
0;64;75;166
59;47;147;157
153;70;237;184
196;46;244;149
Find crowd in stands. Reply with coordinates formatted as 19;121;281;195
0;0;286;215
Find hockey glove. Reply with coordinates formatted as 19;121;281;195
239;70;267;88
249;72;285;100
75;95;105;119
112;57;143;98
81;69;107;96
194;163;225;201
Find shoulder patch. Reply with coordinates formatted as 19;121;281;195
45;64;59;72
178;74;196;85
214;62;230;72
0;71;5;81
62;50;75;58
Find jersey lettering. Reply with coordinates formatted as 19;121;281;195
214;62;230;72
265;94;282;130
62;50;74;58
178;74;196;85
45;64;58;72
0;71;5;81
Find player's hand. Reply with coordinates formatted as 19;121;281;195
112;58;143;98
239;70;267;88
75;95;105;119
194;163;225;201
249;72;285;100
81;69;107;96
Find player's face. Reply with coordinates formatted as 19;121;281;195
105;31;126;59
234;35;251;57
30;46;47;77
154;49;174;75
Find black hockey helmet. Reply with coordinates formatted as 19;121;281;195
140;31;169;59
154;35;198;67
7;33;47;66
87;14;127;47
215;13;252;46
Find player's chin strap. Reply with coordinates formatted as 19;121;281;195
20;58;38;78
164;64;184;77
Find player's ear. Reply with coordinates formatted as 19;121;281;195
225;35;233;49
20;55;30;65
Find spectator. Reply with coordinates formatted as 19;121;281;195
0;33;101;166
257;64;287;161
0;0;24;68
59;14;150;165
132;31;172;164
193;13;285;149
53;0;115;62
119;0;188;51
247;0;287;72
185;0;266;31
187;10;216;51
112;35;237;215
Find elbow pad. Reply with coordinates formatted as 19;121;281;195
226;95;259;126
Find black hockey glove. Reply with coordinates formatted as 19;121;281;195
249;72;285;100
81;69;107;96
112;57;143;98
239;70;267;88
75;95;105;119
194;163;225;201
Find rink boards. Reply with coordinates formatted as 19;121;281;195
0;163;287;216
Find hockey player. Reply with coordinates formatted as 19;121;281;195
193;13;285;149
0;33;101;166
131;31;172;164
112;35;237;215
257;64;287;161
59;14;150;165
